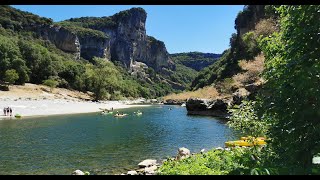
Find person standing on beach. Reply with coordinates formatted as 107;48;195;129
6;107;9;116
9;107;12;116
3;107;6;116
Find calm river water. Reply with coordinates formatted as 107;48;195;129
0;105;237;174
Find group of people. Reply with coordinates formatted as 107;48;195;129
3;107;13;116
114;111;126;116
101;107;113;114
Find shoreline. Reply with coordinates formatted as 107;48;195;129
0;98;151;120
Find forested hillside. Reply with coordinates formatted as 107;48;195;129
170;52;221;71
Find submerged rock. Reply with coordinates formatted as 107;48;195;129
138;159;157;168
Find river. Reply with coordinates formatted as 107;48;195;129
0;105;237;175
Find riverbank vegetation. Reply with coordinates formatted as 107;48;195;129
159;5;320;175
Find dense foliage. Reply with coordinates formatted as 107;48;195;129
55;22;108;39
257;5;320;171
226;5;320;174
4;69;19;86
227;101;269;137
0;5;52;31
63;16;117;30
191;49;241;90
158;147;276;175
169;64;198;88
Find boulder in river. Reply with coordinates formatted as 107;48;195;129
127;170;138;175
144;165;158;174
138;159;157;168
176;147;190;160
72;169;85;175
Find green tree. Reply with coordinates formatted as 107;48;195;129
4;69;19;87
242;31;260;60
0;35;29;84
258;5;320;172
228;100;269;137
42;79;58;92
85;58;122;101
11;58;29;85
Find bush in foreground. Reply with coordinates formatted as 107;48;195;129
157;147;268;175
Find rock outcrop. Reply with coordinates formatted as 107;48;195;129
176;147;191;160
37;25;111;61
138;159;157;168
186;98;232;118
37;25;81;60
102;8;174;71
78;35;111;61
186;82;262;117
163;99;185;105
235;5;266;36
72;169;85;175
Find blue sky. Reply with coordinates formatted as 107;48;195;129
12;5;244;54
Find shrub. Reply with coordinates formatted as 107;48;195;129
42;79;58;92
4;69;19;85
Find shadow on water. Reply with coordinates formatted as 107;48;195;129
0;105;238;175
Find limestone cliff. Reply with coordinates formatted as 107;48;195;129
37;25;81;60
78;35;111;61
61;7;174;71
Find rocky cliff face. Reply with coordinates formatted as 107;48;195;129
53;8;175;71
37;25;111;61
37;25;81;60
186;98;231;118
46;7;174;72
100;8;174;71
78;36;111;61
